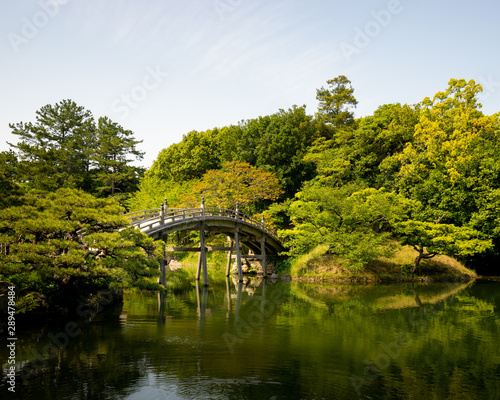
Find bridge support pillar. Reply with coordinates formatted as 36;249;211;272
260;236;267;278
159;234;167;288
226;237;233;277
235;228;243;282
196;253;201;280
196;227;209;286
160;258;167;287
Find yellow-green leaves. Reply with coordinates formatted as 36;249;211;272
395;220;493;271
398;79;500;188
281;184;411;268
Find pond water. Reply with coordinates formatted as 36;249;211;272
2;277;500;399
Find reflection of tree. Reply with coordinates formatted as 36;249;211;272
2;282;500;400
412;289;423;308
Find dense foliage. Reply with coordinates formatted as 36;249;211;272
3;76;500;296
181;161;283;212
149;105;323;200
1;100;157;313
6;99;144;202
0;188;162;311
140;77;499;273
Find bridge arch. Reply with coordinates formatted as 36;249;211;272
124;204;284;286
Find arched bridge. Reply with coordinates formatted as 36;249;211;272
124;204;284;286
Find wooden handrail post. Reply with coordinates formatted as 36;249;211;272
201;197;205;217
235;203;239;220
160;203;165;226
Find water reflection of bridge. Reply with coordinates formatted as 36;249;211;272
125;200;284;287
157;277;279;327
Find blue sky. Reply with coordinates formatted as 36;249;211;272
2;0;500;167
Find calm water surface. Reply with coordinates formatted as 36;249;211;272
2;277;500;399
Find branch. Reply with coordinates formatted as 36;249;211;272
412;244;423;254
330;208;343;226
422;252;437;259
435;212;449;223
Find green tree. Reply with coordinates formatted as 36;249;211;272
236;115;272;165
148;107;321;200
92;116;145;199
217;125;246;164
396;220;492;272
396;79;500;233
304;103;418;189
9;99;96;191
253;106;320;198
125;173;194;211
348;103;419;187
280;184;412;268
0;188;162;309
149;129;221;182
0;151;24;209
217;106;323;199
316;75;358;128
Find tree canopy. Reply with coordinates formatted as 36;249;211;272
7;99;144;201
316;75;358;128
183;161;282;213
4;76;500;289
274;77;500;272
147;105;322;200
0;188;162;310
136;76;500;273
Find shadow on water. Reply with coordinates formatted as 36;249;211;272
2;277;500;400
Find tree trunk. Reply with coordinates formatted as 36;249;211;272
411;247;424;274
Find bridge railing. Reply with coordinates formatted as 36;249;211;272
124;207;278;238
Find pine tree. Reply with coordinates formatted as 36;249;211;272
9;99;95;191
91;117;145;200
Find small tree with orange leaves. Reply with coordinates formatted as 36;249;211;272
182;161;282;213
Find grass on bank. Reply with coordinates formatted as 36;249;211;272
165;263;229;292
286;244;477;282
